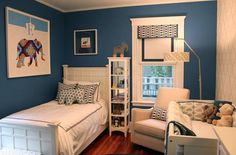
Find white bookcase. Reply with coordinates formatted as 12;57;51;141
108;57;130;137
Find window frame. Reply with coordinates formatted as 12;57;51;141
130;16;186;106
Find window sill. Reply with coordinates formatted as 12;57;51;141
132;100;155;107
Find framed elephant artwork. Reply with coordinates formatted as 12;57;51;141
5;7;51;78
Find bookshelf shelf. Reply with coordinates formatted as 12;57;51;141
108;57;130;137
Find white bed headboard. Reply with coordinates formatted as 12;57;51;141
62;65;109;104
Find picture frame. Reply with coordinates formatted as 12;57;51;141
5;7;51;78
74;29;97;55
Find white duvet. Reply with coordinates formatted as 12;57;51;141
1;100;108;155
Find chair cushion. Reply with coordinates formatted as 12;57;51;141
156;87;190;110
134;119;166;139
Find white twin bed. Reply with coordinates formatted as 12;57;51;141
0;65;109;155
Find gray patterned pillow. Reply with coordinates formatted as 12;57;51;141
179;100;215;121
78;84;98;103
193;102;215;121
152;105;167;121
56;82;77;100
180;102;194;120
58;87;84;105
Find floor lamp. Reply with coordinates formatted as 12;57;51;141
164;38;202;99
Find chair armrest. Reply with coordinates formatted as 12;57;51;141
131;108;153;123
131;108;153;136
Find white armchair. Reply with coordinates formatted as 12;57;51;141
131;87;190;153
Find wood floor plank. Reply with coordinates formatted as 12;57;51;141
81;130;164;155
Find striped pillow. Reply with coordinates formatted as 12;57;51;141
152;105;167;121
56;82;77;100
78;84;98;103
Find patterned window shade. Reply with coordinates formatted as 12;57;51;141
138;24;178;39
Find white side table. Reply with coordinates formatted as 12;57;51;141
214;126;236;155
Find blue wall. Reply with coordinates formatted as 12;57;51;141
0;1;216;118
64;1;217;100
0;0;64;118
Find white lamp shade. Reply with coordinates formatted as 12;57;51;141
164;52;190;62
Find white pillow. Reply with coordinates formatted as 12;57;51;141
63;79;100;102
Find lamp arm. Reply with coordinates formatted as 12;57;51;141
175;38;202;99
183;40;202;100
183;41;200;60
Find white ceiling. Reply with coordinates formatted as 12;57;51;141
36;0;214;12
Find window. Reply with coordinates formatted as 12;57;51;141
142;65;173;99
131;16;186;105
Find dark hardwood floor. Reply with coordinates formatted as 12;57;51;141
81;130;164;155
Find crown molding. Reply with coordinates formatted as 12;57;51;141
36;0;66;12
36;0;215;13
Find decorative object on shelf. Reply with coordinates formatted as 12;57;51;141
112;42;128;57
112;91;125;101
117;80;124;88
114;117;120;127
108;57;130;137
120;121;125;127
115;67;124;75
113;109;122;115
164;38;202;99
112;83;117;88
112;95;124;102
113;104;123;115
6;7;50;78
74;29;97;55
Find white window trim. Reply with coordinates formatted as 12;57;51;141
130;16;186;106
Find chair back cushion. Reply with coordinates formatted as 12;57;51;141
156;87;190;110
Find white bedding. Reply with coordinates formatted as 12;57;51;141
0;149;41;155
1;100;108;155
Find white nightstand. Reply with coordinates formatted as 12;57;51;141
214;127;236;155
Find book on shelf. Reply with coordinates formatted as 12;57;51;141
112;97;124;102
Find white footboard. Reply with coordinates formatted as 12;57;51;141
0;122;58;155
167;123;218;155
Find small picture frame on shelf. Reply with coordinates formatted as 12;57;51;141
74;29;97;55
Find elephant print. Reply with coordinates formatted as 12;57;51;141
16;39;45;68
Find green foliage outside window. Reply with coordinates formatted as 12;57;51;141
143;66;172;77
